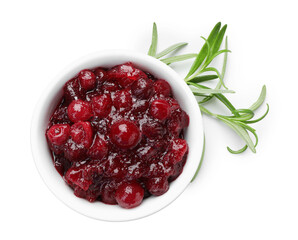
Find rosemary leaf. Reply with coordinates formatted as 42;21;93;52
218;116;256;153
156;42;188;59
148;23;158;57
211;24;227;55
189;75;218;83
249;85;267;111
185;22;221;79
160;54;197;64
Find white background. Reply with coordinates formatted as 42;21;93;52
1;0;297;239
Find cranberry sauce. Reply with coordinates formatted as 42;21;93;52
46;62;189;209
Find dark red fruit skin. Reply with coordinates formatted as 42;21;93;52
52;155;71;176
110;120;141;149
94;67;107;83
149;99;171;121
113;89;133;110
115;181;144;209
146;177;169;196
78;69;96;90
47;63;190;209
63;78;84;102
153;79;172;97
141;121;165;140
107;62;147;88
131;77;153;99
167;139;188;164
65;165;93;191
87;135;108;160
63;139;87;162
67;100;92;123
70;121;93;148
91;94;112;118
47;124;70;146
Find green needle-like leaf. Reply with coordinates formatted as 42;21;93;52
211;24;227;55
148;23;158;57
244;104;269;124
249;85;267;111
227;145;248;154
221;36;229;80
186;22;221;79
191;135;206;182
218;116;256;153
189;75;218;83
160;54;197;64
156;42;188;59
188;82;234;94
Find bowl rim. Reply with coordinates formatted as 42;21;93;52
31;49;204;221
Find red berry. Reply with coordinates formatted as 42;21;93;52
47;124;70;146
70;121;93;148
146;177;169;196
153;79;172;97
110;120;141;149
115;181;144;209
169;139;188;164
131;77;153;99
87;135;108;160
108;62;147;88
67;100;92;123
64;78;84;102
94;67;107;83
78;69;96;90
91;94;112;118
113;89;133;110
149;99;171;121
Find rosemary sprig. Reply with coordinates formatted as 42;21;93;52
147;22;269;154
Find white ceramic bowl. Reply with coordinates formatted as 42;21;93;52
31;50;204;221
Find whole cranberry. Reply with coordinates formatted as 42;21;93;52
47;124;70;146
94;67;107;83
115;181;144;209
113;89;133;110
131;77;153;99
153;79;172;97
67;100;92;123
91;94;112;118
63;78;84;102
108;62;147;88
110;120;141;149
149;99;171;121
70;121;93;148
87;135;108;160
78;69;96;90
146;177;169;196
169;139;188;164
